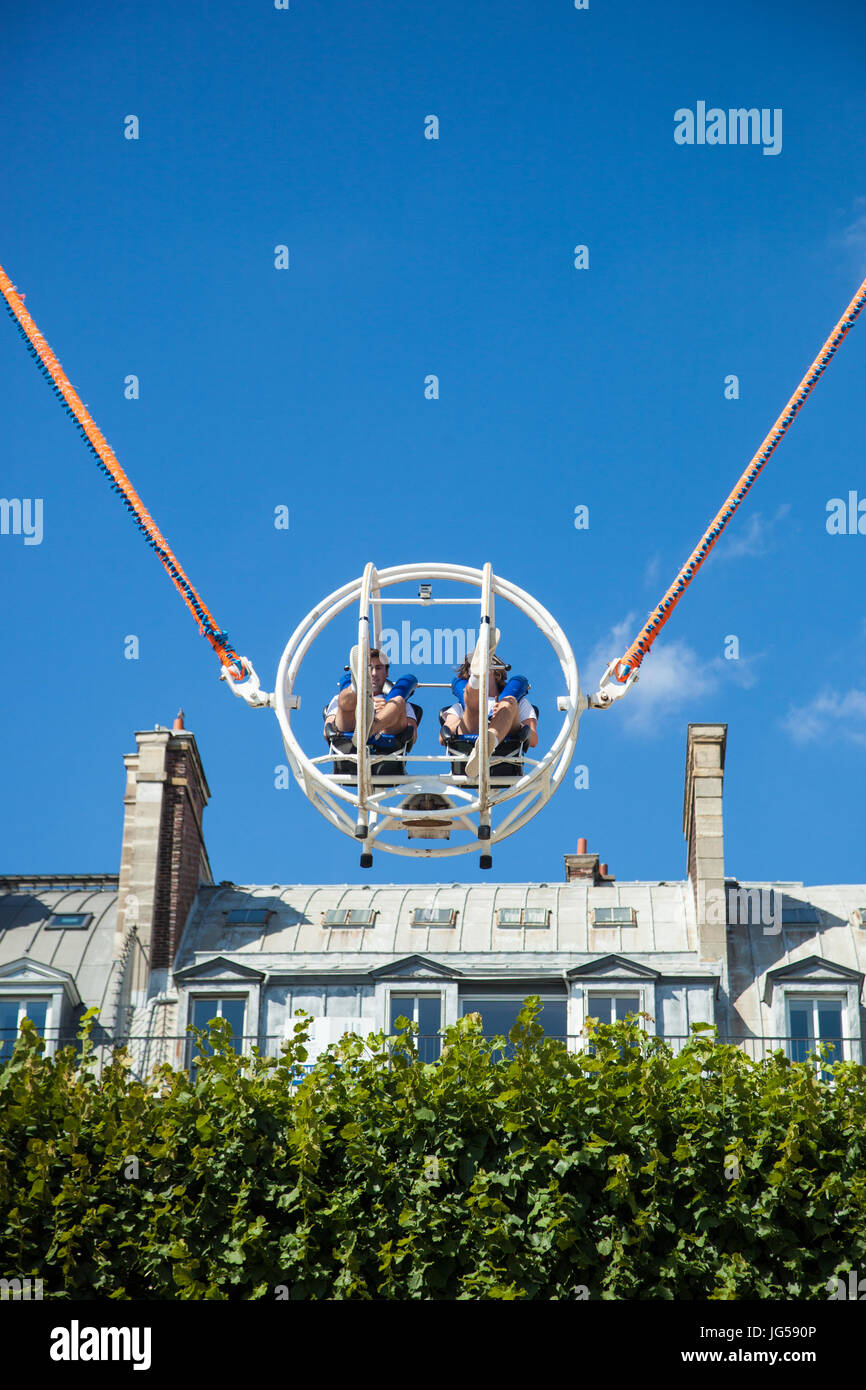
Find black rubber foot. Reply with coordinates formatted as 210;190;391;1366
480;854;493;870
360;853;373;868
354;824;368;840
477;824;491;840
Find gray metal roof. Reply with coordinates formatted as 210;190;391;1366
175;880;701;968
0;886;121;1014
726;882;866;1028
174;880;866;982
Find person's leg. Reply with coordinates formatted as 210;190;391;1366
469;625;500;677
489;697;521;743
332;671;357;733
488;676;529;746
370;674;418;738
464;675;528;778
458;683;482;734
452;675;487;735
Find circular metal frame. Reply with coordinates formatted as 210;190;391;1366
274;562;586;859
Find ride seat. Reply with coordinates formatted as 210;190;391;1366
438;705;538;782
324;701;423;780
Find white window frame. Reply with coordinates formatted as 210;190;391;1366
187;992;249;1063
322;909;377;927
765;974;860;1065
0;995;54;1051
495;908;550;928
387;990;445;1059
376;978;458;1036
785;993;847;1066
569;984;651;1047
584;991;644;1024
409;908;457;927
592;907;637;926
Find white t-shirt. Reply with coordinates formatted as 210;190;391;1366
444;696;536;725
324;693;418;725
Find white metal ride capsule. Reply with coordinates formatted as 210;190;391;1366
274;562;586;869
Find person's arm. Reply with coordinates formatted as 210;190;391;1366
524;716;538;749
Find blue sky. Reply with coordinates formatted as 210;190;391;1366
2;0;865;888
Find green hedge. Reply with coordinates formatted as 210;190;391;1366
1;1002;865;1299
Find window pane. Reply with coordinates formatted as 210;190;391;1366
462;999;520;1038
390;996;414;1031
462;998;565;1047
541;1000;567;1039
416;996;441;1036
412;908;454;925
587;997;612;1025
615;996;641;1022
817;1005;842;1071
0;999;20;1055
192;998;222;1031
24;1000;48;1033
220;999;245;1044
782;906;820;925
817;1004;842;1041
788;1004;812;1064
417;997;441;1062
497;909;522;925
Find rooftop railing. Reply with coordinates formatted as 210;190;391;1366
4;1029;855;1079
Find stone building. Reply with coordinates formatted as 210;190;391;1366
1;715;863;1072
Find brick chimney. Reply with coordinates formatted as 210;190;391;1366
683;724;727;967
115;714;213;1004
564;838;615;885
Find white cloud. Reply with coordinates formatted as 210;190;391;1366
585;616;764;733
841;199;866;255
644;551;661;587
587;616;717;734
782;687;866;747
714;503;791;561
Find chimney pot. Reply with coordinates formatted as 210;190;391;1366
600;863;608;877
173;710;185;731
577;837;588;854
